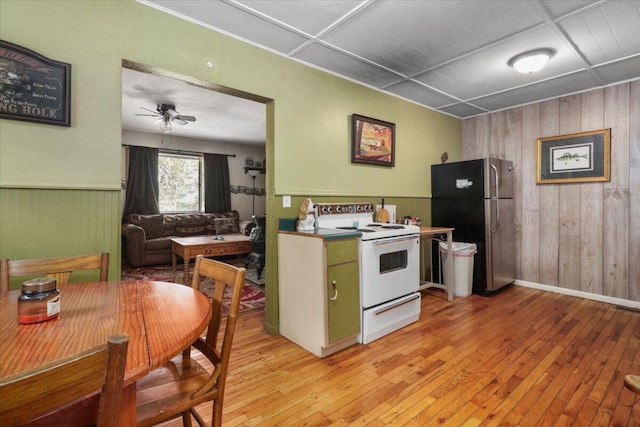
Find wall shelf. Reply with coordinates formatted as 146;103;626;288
244;167;265;175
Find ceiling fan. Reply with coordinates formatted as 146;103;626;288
136;103;196;132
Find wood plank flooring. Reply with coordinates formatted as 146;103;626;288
159;286;640;426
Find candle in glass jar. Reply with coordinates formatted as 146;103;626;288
18;277;60;324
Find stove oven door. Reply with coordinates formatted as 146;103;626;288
360;235;420;308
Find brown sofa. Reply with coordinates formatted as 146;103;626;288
122;211;251;267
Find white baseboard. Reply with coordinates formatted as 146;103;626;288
514;280;640;310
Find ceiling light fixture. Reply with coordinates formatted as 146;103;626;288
159;116;172;133
509;49;555;74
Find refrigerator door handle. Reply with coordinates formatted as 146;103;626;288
491;163;499;232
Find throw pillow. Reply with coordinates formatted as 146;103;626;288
174;214;206;237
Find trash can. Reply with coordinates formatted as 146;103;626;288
439;242;477;297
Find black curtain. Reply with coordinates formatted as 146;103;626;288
204;153;231;213
122;146;159;221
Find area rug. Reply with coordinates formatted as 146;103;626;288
121;263;265;314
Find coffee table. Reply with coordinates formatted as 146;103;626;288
171;235;251;284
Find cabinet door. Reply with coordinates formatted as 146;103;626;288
327;261;360;344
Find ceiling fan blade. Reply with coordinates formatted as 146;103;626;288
173;118;188;126
135;113;160;117
174;115;196;122
139;106;158;114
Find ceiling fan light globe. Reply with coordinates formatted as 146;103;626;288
159;118;172;132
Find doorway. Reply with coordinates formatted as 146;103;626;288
120;60;274;327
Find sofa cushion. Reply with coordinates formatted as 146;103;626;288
214;217;240;235
128;214;164;239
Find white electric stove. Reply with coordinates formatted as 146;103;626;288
315;203;421;344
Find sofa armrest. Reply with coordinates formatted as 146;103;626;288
239;220;252;235
122;223;146;267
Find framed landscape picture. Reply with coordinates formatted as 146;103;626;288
536;129;611;184
351;114;395;167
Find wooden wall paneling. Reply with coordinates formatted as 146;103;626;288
475;114;490;159
0;188;122;287
505;108;523;279
557;95;583;290
603;84;630;298
629;81;640;300
461;118;476;161
460;81;637;303
538;99;560;286
520;104;541;282
489;111;506;158
580;89;605;295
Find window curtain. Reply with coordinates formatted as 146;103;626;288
122;146;160;221
204;153;231;213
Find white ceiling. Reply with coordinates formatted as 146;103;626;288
122;67;267;144
130;0;640;139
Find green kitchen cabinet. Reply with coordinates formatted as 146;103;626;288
278;230;360;357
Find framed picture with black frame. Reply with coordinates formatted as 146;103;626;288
0;40;71;127
536;128;611;184
351;114;395;167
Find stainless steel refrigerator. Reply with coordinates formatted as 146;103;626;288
431;158;515;295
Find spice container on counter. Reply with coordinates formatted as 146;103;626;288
18;277;60;324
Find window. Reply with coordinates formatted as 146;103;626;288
158;153;203;212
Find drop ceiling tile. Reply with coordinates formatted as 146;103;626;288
321;0;545;76
415;26;585;101
234;0;364;36
559;5;617;64
540;0;601;19
593;56;640;86
558;1;640;67
294;43;401;88
472;70;599;110
145;0;309;54
600;0;640;56
384;80;459;109
438;103;488;118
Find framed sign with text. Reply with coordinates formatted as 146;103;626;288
0;40;71;127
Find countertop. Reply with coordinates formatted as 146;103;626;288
278;227;362;240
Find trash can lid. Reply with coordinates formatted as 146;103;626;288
439;241;477;255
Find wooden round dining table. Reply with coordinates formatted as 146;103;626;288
0;280;211;426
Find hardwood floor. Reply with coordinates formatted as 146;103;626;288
160;286;640;426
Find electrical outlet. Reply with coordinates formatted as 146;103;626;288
283;195;291;208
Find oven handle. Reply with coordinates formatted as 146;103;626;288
372;235;418;247
374;294;420;316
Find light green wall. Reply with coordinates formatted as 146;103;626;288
0;1;461;332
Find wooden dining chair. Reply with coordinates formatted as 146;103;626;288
0;333;129;427
136;255;246;427
0;252;110;292
625;374;640;394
